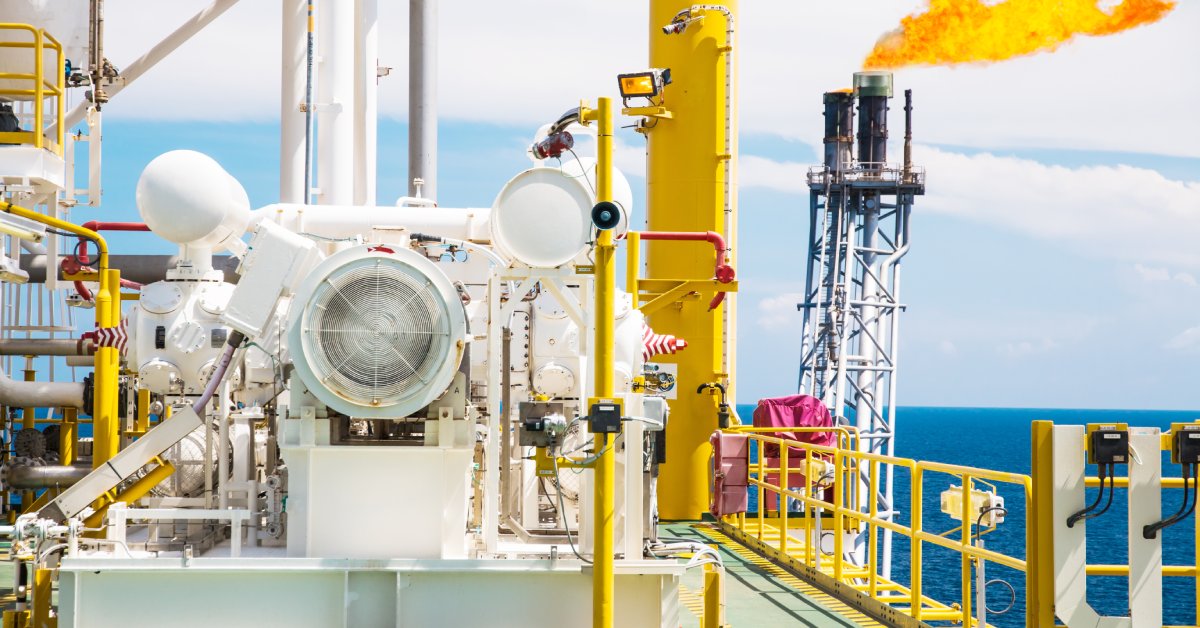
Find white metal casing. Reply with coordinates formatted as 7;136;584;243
287;244;467;419
128;280;236;395
222;220;322;339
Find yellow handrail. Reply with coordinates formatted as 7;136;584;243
0;23;65;155
0;201;121;469
714;426;1198;626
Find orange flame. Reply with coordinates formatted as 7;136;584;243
864;0;1175;69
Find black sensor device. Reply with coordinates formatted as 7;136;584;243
588;402;622;434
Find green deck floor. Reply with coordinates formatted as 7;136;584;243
663;522;873;628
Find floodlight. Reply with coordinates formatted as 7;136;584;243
617;69;671;99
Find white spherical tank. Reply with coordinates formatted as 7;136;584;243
136;150;250;251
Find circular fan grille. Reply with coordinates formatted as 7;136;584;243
303;258;453;409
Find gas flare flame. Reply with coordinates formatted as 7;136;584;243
863;0;1175;69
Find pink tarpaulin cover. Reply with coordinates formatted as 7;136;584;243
710;432;749;517
753;394;835;487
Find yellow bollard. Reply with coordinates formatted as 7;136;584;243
702;558;725;628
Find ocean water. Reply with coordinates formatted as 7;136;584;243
734;404;1199;627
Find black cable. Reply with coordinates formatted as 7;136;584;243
1144;463;1196;539
973;505;1009;545
552;454;591;565
1067;463;1110;528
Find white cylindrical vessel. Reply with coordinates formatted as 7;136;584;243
279;0;307;204
252;204;492;243
353;0;378;206
316;0;355;206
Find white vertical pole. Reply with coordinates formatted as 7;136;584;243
353;0;378;206
1128;428;1162;626
316;0;355;206
408;0;437;202
280;0;306;204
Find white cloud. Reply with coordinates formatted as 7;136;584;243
1134;264;1198;287
93;0;1200;157
938;340;957;356
756;293;802;331
998;338;1059;359
1166;326;1200;352
730;146;1200;269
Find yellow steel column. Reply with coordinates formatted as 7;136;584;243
19;360;35;509
1029;421;1055;626
31;568;51;628
135;388;150;435
584;97;617;628
21;359;35;430
92;270;118;467
61;407;77;465
648;0;737;520
702;558;725;628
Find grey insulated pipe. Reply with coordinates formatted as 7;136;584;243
6;464;92;490
192;330;246;414
0;368;85;408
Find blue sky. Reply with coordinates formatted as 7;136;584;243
74;1;1200;410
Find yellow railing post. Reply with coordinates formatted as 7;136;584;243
55;33;63;152
803;457;814;567
32;29;43;149
868;458;879;599
756;443;765;543
832;447;844;582
960;473;973;625
911;466;923;620
780;448;789;556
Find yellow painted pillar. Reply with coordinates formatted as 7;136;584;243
585;97;617;628
21;359;35;430
703;559;725;628
1029;421;1055;625
92;269;121;467
21;360;35;510
647;0;737;520
61;407;77;466
135;388;150;435
31;568;51;628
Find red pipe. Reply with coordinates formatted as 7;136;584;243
69;221;151;300
627;230;735;310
